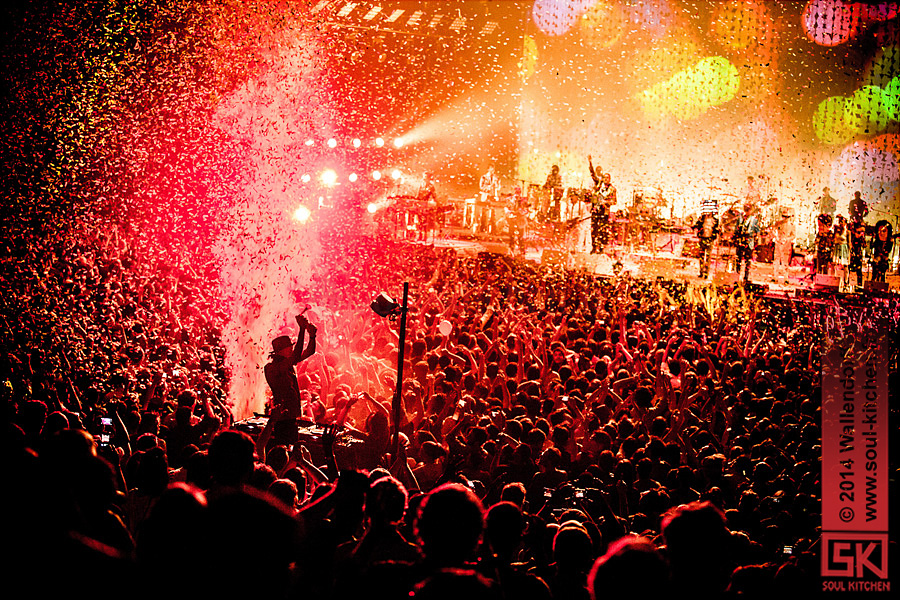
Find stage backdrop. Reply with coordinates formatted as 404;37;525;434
517;0;898;241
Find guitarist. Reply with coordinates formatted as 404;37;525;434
731;202;760;283
566;188;592;253
588;155;616;254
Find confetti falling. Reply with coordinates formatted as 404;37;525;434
1;1;897;418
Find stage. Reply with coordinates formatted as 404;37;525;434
413;220;900;298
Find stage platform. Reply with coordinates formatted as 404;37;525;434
416;226;900;297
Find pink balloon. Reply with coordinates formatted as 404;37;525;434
802;0;857;47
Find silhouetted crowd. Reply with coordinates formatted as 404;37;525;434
5;219;898;598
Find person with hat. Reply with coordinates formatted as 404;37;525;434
264;312;317;443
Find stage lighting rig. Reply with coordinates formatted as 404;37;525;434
370;291;401;318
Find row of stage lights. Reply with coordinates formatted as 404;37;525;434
300;136;409;188
291;165;409;224
303;168;405;186
305;136;407;149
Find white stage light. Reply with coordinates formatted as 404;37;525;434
293;205;311;223
393;137;405;148
327;138;337;148
367;202;378;213
391;169;402;180
301;174;311;183
305;139;314;146
352;138;362;148
375;137;385;147
372;170;382;180
321;169;338;186
349;173;358;182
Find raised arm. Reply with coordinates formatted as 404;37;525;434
588;154;601;186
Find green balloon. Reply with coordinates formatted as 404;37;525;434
844;86;891;133
884;77;899;121
813;96;854;145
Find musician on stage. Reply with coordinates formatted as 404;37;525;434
508;184;529;256
744;175;762;205
693;208;719;279
588;155;616;254
542;165;564;222
848;220;867;288
732;202;760;283
771;205;795;284
871;220;894;283
628;190;652;249
816;186;836;217
477;166;500;234
848;190;868;225
416;171;438;242
566;188;592;254
814;213;834;275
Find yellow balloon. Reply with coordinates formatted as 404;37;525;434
579;0;626;50
813;96;855;145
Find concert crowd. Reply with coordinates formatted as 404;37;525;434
5;214;898;599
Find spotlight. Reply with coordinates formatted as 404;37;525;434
301;174;311;183
293;205;311;223
305;139;315;146
367;202;378;213
391;169;402;180
349;173;358;182
370;292;400;317
321;169;338;186
393;137;405;148
375;137;385;147
327;138;337;148
372;170;382;180
352;138;362;148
